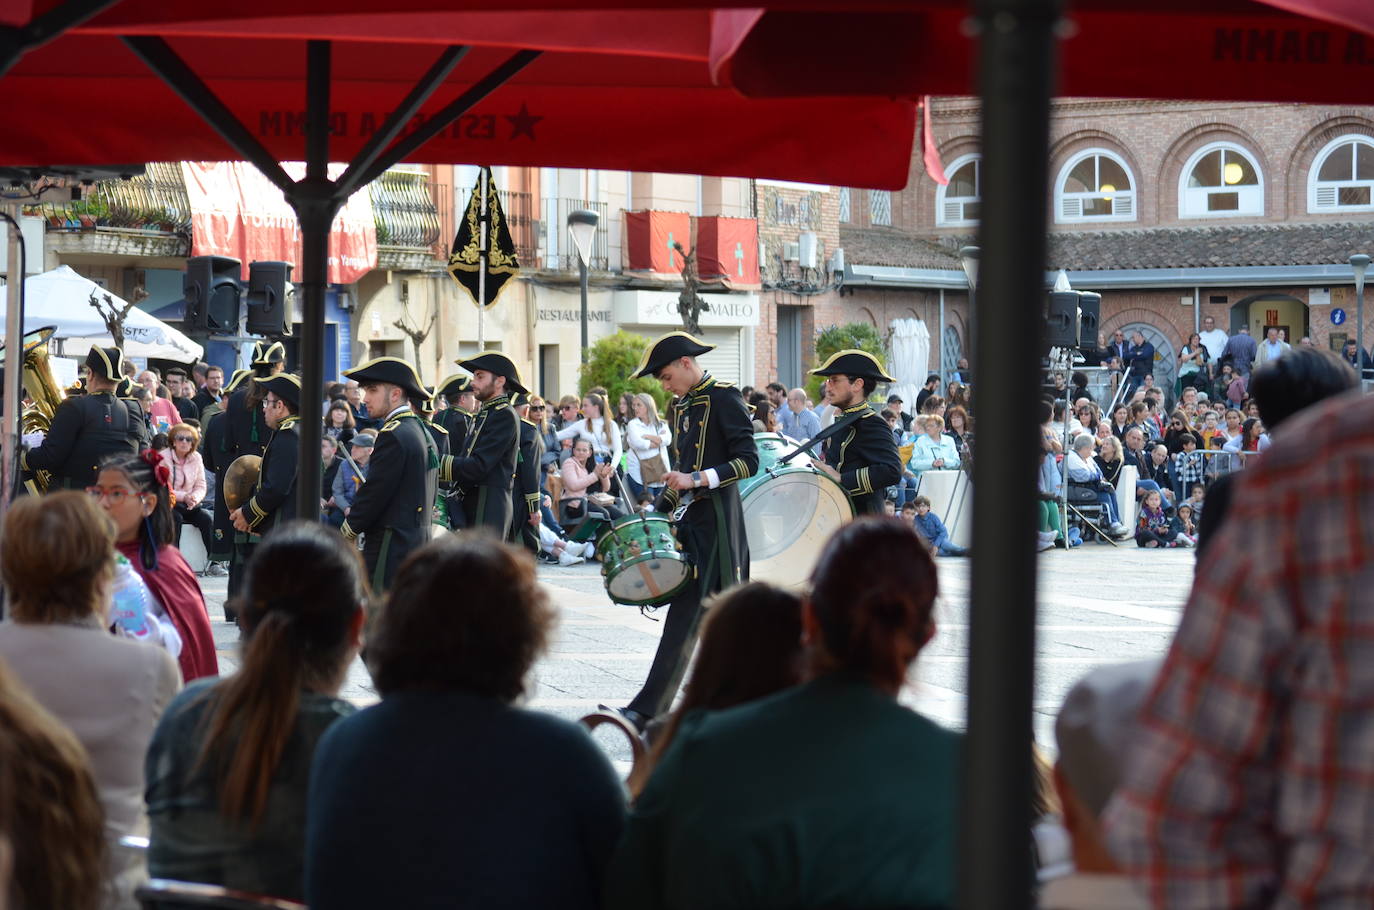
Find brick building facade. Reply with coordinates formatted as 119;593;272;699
752;98;1374;392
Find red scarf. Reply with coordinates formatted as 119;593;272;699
116;540;219;682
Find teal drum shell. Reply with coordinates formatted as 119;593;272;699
597;512;692;607
739;464;854;589
743;432;811;497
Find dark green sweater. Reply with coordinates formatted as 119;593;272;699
607;673;962;910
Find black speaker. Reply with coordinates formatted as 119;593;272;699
1045;291;1080;349
184;256;242;333
1077;292;1100;349
245;261;294;336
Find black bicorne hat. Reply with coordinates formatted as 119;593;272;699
457;351;527;394
85;345;124;382
810;349;895;385
437;372;472;398
343;356;428;399
258;372;303;408
632;331;715;379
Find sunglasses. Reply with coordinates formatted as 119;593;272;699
530;406;546;412
173;435;194;442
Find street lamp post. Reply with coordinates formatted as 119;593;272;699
568;209;599;364
1351;253;1370;381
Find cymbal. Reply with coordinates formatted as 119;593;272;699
222;455;262;511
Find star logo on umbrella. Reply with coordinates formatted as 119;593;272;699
506;103;542;141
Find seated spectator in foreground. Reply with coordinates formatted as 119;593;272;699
0;492;180;908
1104;383;1374;904
628;582;804;800
166;421;214;559
1041;661;1156;909
146;522;365;902
96;452;218;681
607;517;961;910
560;438;624;528
0;659;108;910
1169;503;1198;547
911;495;968;557
306;535;626;910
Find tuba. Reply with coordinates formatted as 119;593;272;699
0;326;66;492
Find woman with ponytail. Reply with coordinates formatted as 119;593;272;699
608;517;960;910
94;452;217;681
145;521;365;902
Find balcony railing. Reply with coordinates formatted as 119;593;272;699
32;162;192;235
540;197;609;271
370;169;443;254
455;186;538;269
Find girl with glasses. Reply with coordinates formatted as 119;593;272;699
92;451;219;682
167;421;215;565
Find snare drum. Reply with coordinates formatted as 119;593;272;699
740;465;854;588
597;512;692;607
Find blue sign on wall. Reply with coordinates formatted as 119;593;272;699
1332;308;1347;326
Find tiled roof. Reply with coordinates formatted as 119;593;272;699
842;222;1374;272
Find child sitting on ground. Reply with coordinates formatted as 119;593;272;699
1183;483;1205;523
1135;490;1172;548
909;496;968;557
1170;502;1198;548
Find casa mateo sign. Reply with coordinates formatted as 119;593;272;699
613;290;760;328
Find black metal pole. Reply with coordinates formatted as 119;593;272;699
579;259;590;364
289;41;337;522
958;0;1059;907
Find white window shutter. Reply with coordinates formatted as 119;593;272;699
1315;185;1338;208
1116;194;1135;217
943;201;962;223
1061;197;1081;220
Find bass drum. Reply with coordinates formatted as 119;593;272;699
752;432;811;474
739;465;853;589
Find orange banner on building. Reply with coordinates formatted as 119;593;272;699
697;215;760;286
182;162;377;285
625;210;691;275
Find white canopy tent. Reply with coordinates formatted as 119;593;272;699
2;265;203;363
886;317;932;414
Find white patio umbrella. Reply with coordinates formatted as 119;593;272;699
886;317;931;412
7;265;203;362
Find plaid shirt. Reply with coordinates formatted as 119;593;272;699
1172;450;1206;488
1104;390;1374;907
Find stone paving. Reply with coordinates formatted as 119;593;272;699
201;539;1196;763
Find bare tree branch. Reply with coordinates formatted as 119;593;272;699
88;287;143;352
673;240;710;336
392;296;438;377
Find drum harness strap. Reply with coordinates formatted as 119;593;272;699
780;410;866;467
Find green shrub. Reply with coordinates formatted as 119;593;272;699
803;322;889;403
579;330;669;412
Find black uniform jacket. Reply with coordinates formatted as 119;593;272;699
654;374;758;593
244;415;300;534
120;395;151;451
511;417;544;522
200;409;234;559
440;394;518;533
423;419;451;460
822;401;902;515
342;408;438;591
223;383;269;461
436;407;473;460
23;392;138;488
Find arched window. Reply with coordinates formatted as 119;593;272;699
1308;134;1374;212
1179;142;1263;217
1055;150;1136;223
936;155;980;226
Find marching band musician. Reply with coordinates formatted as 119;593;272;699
223;341;285;597
230;372;302;537
115;376;151;451
509;392;544;553
435;373;475;530
437;352;522;535
339;357;439;592
609;332;758;732
22;345;139;489
808;350;903;516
